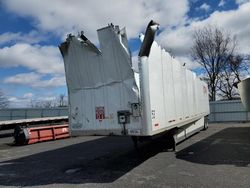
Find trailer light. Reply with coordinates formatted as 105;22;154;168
117;110;130;124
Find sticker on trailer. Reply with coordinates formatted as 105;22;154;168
151;110;156;119
128;129;141;135
96;106;105;121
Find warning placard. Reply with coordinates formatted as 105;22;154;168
96;106;105;121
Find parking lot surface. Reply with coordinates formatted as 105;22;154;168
0;123;250;188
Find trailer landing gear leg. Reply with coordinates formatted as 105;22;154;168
165;134;176;152
203;116;209;130
172;138;176;152
131;136;138;150
170;136;176;152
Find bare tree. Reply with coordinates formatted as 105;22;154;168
59;94;66;107
29;94;68;108
191;25;237;101
42;100;53;108
29;99;54;108
217;55;249;100
0;90;9;109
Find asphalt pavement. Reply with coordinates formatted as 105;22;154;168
0;123;250;188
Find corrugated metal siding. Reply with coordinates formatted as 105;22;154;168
0;101;249;122
0;107;68;121
209;100;250;122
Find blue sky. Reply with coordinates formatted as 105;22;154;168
0;0;249;107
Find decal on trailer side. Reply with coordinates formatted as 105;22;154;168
128;129;141;135
151;110;156;119
96;106;105;121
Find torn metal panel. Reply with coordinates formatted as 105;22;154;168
60;24;141;135
58;41;69;58
138;20;159;57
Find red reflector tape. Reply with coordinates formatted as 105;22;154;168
154;123;159;127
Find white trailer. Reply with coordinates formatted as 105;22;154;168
238;77;250;111
59;21;209;147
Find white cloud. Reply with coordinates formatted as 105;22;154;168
235;0;250;5
199;3;211;12
36;76;65;88
7;96;28;108
3;72;66;88
157;26;193;57
0;43;64;74
8;93;34;107
198;2;250;54
0;30;46;45
157;2;250;65
4;72;40;85
23;92;34;98
218;0;225;7
175;56;201;70
7;92;34;107
7;93;63;108
3;0;189;41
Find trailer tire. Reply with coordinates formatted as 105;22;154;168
14;126;29;145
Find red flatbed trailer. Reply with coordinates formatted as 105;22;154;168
14;124;70;145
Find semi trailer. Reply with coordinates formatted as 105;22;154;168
59;20;209;148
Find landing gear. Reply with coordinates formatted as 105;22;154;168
164;129;177;152
171;136;176;152
166;135;176;152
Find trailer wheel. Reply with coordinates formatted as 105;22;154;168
13;126;28;145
